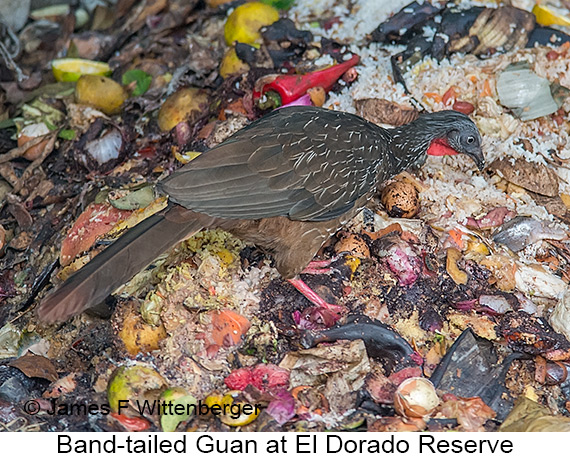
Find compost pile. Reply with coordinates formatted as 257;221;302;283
1;0;570;432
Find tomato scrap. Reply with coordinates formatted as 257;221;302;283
207;309;250;348
60;203;133;266
110;412;151;431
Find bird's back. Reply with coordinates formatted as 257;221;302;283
159;106;391;223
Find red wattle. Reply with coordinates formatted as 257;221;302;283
426;138;459;157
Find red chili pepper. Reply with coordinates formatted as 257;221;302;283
255;54;360;107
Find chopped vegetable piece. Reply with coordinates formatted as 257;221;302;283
122;69;152;96
446;248;467;285
52;58;111;82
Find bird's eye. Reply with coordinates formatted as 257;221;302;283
466;136;475;144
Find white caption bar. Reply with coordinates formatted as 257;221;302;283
0;431;551;456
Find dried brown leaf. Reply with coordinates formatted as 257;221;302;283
43;373;78;398
490;158;559;197
9;354;58;382
528;191;568;218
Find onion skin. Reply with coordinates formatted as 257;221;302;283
545;361;568;385
18;123;50;161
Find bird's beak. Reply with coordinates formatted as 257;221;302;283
467;148;485;171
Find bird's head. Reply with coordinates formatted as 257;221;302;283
390;110;485;171
422;111;485;170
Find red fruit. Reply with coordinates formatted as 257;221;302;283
225;368;254;391
251;364;290;391
225;364;289;392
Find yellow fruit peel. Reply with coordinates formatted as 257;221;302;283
52;58;111;82
224;2;279;45
446;248;468;285
220;47;250;78
532;4;570;27
157;88;208;132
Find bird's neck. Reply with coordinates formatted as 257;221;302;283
386;120;449;174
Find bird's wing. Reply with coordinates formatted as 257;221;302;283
160;107;390;222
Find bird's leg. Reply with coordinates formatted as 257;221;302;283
287;278;344;313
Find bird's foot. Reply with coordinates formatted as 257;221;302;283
300;257;339;276
287;278;344;314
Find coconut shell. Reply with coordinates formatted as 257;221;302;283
490;158;559;197
356;99;419;126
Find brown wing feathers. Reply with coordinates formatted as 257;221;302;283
38;206;208;322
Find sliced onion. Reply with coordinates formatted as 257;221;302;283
394;377;439;419
497;64;559;121
514;292;538;315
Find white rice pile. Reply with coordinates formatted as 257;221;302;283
289;0;570;310
290;0;411;43
291;0;570;216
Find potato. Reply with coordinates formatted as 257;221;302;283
381;180;420;218
75;75;127;115
118;307;167;356
157;88;208;132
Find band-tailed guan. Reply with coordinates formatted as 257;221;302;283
38;106;484;322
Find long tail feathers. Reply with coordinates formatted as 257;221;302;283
38;206;205;322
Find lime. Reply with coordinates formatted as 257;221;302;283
52;58;112;82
